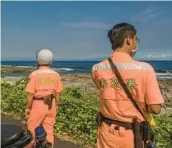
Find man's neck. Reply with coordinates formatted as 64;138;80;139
37;65;51;69
115;47;130;55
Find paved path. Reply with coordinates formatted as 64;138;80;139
1;113;81;148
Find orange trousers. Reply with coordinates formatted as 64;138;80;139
27;99;57;147
97;122;134;148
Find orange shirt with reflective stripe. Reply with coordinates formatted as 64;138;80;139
25;66;63;97
92;52;164;123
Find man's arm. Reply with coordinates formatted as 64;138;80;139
145;64;164;115
55;93;60;106
26;93;34;109
24;74;36;118
55;74;63;107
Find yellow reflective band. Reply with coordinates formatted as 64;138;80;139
39;78;56;85
150;114;156;128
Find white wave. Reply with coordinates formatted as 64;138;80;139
15;66;35;68
156;73;172;79
1;65;13;67
53;68;74;72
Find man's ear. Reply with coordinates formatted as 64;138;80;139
126;37;132;46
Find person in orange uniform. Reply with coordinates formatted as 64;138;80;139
92;23;164;148
25;49;63;147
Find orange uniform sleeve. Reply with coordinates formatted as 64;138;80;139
56;74;63;93
25;74;36;94
145;66;164;105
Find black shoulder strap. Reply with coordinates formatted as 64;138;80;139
108;57;146;120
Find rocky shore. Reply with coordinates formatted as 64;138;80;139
1;66;36;74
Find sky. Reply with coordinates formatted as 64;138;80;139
1;1;172;61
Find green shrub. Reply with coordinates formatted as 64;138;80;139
64;87;83;98
153;115;172;148
1;80;27;118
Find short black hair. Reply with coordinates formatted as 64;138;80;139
108;23;137;50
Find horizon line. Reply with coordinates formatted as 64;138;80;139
1;59;172;62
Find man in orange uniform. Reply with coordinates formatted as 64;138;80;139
25;49;63;147
92;23;164;148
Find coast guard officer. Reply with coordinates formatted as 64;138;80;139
25;49;63;147
92;23;164;148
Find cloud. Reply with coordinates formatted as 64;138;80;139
147;53;172;59
60;22;110;29
143;12;164;22
133;7;164;22
136;51;172;60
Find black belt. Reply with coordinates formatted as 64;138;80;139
96;112;133;130
103;116;133;130
33;94;54;101
33;95;54;110
33;97;44;100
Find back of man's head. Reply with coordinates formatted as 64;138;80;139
108;23;137;50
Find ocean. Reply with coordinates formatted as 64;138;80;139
1;60;172;79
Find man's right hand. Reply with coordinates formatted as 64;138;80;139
25;108;31;119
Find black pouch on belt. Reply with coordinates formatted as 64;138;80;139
96;112;104;126
133;118;142;148
140;121;157;148
141;121;151;142
44;94;54;110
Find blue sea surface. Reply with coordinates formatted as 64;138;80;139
1;60;172;79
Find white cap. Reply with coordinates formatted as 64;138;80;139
36;49;53;65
